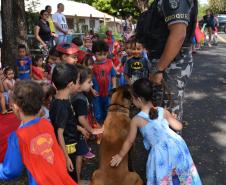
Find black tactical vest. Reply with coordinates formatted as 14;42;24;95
136;0;198;59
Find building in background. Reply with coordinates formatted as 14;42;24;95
0;0;123;40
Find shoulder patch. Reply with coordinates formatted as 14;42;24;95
169;0;180;10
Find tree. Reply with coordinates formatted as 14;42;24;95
1;0;27;69
209;0;226;13
71;0;153;18
198;2;209;19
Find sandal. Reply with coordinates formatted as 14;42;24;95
1;111;8;115
7;109;13;113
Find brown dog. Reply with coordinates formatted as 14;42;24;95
92;86;143;185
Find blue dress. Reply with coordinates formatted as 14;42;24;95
137;107;202;185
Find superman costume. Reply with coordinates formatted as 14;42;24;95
16;56;32;80
0;118;77;185
32;66;45;80
92;59;116;124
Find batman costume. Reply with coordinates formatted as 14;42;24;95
124;56;151;84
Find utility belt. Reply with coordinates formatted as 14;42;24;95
65;143;77;154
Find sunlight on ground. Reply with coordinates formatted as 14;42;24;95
210;121;226;161
185;91;208;100
214;92;226;100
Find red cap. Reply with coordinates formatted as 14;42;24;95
56;43;79;55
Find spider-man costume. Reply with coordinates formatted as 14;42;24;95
92;59;116;124
0;118;77;185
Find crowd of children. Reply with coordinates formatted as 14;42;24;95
0;24;203;184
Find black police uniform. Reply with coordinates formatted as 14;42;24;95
136;0;198;121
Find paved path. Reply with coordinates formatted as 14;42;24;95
183;42;226;185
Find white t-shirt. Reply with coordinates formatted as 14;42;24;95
52;12;68;35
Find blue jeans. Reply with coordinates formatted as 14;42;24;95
92;96;110;124
56;35;69;45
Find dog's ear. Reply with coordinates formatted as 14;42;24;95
109;88;117;97
122;85;132;100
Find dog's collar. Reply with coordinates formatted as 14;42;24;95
108;103;130;114
108;103;130;110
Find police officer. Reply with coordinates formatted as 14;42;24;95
136;0;198;121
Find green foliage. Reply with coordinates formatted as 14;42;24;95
25;0;40;34
70;0;153;18
198;2;209;19
113;31;123;41
97;25;108;39
97;25;122;41
209;0;226;13
92;0;117;15
98;24;108;33
110;0;140;17
26;12;39;34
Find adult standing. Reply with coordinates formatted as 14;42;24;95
52;3;69;45
203;9;215;47
45;5;56;46
34;10;52;59
136;0;198;122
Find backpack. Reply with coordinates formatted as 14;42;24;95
135;0;159;49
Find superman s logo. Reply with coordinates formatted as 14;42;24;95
30;133;54;164
131;61;143;70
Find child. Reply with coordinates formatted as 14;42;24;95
92;40;117;124
72;36;87;64
124;37;151;85
3;67;15;110
50;63;81;182
81;53;94;70
112;41;126;86
56;43;79;64
45;46;61;81
120;39;133;66
40;82;56;120
111;78;202;185
105;30;114;54
32;55;46;81
72;36;84;49
71;65;97;183
0;80;77;185
16;44;32;80
50;63;103;182
83;35;93;53
0;68;7;114
81;55;100;129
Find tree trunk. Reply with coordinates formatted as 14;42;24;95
1;0;27;69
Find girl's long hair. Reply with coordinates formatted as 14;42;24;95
132;78;158;119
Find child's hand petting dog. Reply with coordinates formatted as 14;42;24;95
80;128;90;139
92;126;104;135
110;154;123;167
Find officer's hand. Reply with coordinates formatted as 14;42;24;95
150;73;163;85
